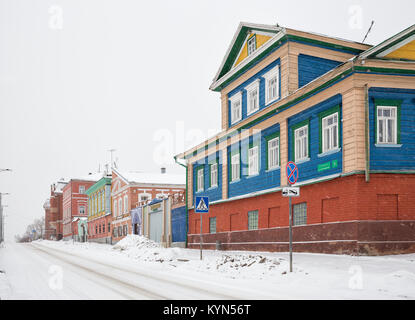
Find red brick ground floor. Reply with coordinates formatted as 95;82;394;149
88;214;112;244
111;216;132;244
187;173;415;255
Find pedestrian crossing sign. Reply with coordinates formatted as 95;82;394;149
195;196;209;213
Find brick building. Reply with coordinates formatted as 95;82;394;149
62;173;104;241
43;179;67;240
175;23;415;255
86;173;112;244
111;168;185;244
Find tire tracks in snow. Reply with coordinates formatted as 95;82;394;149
30;243;240;299
29;244;167;299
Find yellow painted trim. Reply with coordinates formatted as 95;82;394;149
234;33;272;67
385;39;415;60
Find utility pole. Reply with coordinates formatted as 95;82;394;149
0;193;3;243
0;169;12;243
0;193;10;243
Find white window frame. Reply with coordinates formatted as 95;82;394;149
246;79;260;115
263;66;280;104
197;168;204;192
79;205;85;215
268;137;280;170
230;92;242;125
294;125;309;162
377;106;397;144
231;153;240;181
209;217;217;234
124;195;128;214
113;200;117;217
210;162;218;188
293;203;307;226
248;210;259;230
248;146;259;176
247;36;256;56
322;112;339;153
118;198;122;216
79;186;85;194
139;193;152;202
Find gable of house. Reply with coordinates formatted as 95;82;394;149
380;36;415;60
233;32;274;67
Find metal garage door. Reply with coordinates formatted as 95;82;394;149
149;210;163;243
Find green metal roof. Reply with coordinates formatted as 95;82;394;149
85;176;111;195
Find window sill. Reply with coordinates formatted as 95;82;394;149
207;185;218;190
266;166;280;173
246;173;260;179
195;190;204;194
295;157;310;165
375;144;402;148
229;179;241;184
247;108;259;116
230;118;242;126
265;96;280;107
318;148;341;158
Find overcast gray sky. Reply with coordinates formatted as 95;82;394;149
0;0;413;240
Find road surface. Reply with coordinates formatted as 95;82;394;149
0;242;276;300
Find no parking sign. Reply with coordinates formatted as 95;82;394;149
285;161;299;273
286;161;299;185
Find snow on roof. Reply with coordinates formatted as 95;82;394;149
53;180;68;193
43;199;50;209
114;168;185;186
70;172;108;182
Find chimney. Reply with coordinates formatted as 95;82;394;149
161;167;166;174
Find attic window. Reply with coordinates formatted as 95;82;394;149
247;36;256;56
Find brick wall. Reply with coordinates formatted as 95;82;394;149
187;173;415;254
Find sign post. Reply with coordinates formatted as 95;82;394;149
285;161;299;273
195;196;209;260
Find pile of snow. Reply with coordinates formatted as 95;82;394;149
112;234;160;251
216;254;284;270
111;235;182;263
196;253;298;279
111;235;297;278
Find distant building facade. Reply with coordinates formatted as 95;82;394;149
44;179;67;240
86;174;112;244
140;191;187;248
62;174;103;241
111;168;185;244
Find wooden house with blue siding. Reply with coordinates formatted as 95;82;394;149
175;23;415;255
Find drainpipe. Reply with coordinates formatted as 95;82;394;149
174;155;188;248
364;83;370;183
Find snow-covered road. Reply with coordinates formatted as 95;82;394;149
0;242;265;299
1;238;415;300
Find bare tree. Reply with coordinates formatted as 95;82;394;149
15;216;45;242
